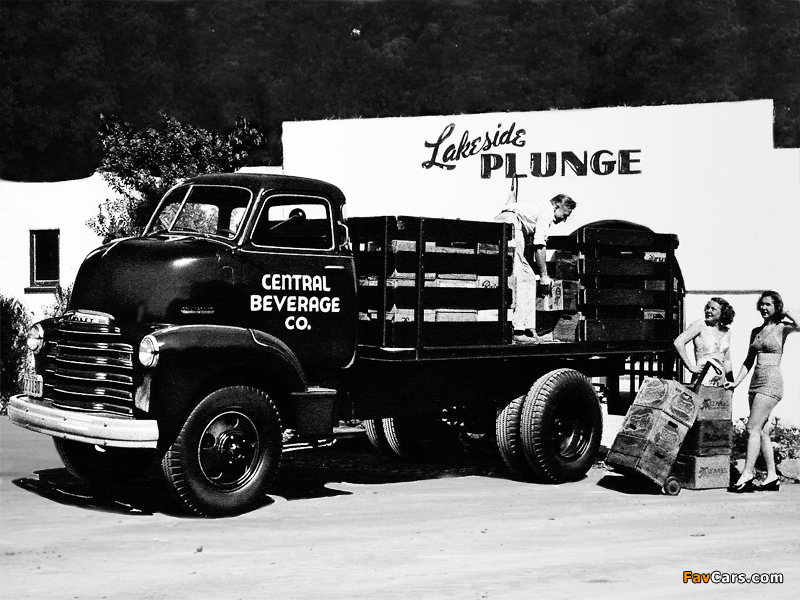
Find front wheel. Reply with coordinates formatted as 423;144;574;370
54;439;159;486
161;386;282;517
520;369;602;483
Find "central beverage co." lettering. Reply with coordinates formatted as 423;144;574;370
251;273;340;331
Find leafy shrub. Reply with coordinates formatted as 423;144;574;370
43;284;72;319
1;295;32;403
88;113;265;242
732;417;800;464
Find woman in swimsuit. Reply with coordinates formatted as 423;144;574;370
726;290;799;492
673;297;735;386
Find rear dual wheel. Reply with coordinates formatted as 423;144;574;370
497;369;602;483
364;415;458;462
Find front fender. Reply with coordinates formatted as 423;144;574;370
144;324;307;448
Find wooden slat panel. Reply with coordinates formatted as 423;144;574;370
358;320;511;347
581;257;664;277
358;286;509;311
580;228;677;249
355;252;510;277
581;319;668;342
583;289;664;307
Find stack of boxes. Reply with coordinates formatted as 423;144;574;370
672;386;732;490
606;377;700;487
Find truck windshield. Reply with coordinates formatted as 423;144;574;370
147;184;252;240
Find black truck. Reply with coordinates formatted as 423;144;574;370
7;173;684;516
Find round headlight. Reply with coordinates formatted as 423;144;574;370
138;335;160;368
26;324;45;354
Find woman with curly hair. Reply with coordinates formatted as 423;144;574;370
674;297;735;387
726;290;799;493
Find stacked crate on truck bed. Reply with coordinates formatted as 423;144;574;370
350;216;514;347
547;224;683;343
350;218;683;350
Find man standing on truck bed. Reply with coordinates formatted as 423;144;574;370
495;184;576;344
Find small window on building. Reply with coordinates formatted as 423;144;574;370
28;229;60;291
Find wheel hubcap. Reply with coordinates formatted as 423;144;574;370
198;411;260;489
551;402;591;461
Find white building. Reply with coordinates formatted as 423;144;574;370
1;100;798;424
0;174;109;320
282;100;800;425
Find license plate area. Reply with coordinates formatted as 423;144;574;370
22;373;43;398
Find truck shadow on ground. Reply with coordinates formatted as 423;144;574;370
15;437;663;515
11;436;511;517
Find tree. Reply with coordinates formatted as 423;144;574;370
1;295;32;404
88;113;264;242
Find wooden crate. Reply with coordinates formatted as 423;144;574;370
552;313;580;342
632;377;701;427
681;420;732;456
617;405;689;453
611;431;685;459
672;454;731;490
696;386;732;421
606;446;677;487
536;279;580;311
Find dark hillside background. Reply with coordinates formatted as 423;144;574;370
1;0;798;182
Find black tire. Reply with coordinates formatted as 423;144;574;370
496;395;536;479
364;419;396;457
663;476;682;496
54;438;159;486
382;415;457;461
520;369;602;483
161;386;282;517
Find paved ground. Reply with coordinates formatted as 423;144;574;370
1;417;799;600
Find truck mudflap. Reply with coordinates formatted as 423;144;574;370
7;394;159;449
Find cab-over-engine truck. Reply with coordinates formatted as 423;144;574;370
8;173;684;516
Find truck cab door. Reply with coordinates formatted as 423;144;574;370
238;192;357;370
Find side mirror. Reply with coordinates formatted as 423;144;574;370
337;222;351;251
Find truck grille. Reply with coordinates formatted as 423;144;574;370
44;319;135;417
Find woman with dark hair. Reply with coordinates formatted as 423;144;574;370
726;290;799;492
674;297;735;387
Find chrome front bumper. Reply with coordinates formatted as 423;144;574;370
7;394;159;449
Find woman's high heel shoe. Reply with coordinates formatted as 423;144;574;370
755;478;781;492
728;477;756;493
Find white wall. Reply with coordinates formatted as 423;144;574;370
0;174;108;321
283;100;800;424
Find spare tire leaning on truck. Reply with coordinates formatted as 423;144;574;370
520;369;603;482
495;369;602;483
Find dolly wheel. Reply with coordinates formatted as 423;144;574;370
663;476;682;496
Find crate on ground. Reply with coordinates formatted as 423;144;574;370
605;447;677;487
695;386;732;421
680;420;733;456
671;454;731;490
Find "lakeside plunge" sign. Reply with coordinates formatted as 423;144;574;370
422;122;642;179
